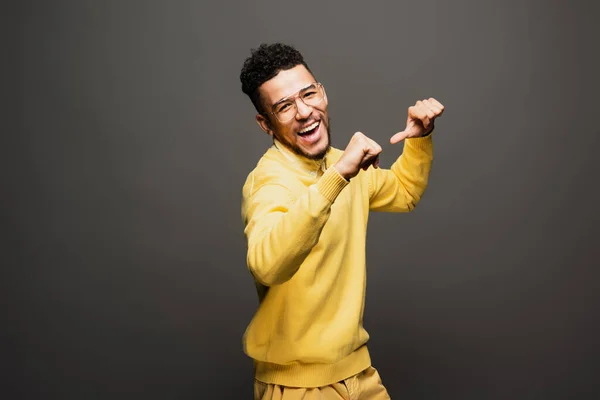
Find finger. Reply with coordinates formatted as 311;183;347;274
422;99;443;115
366;138;382;155
356;132;379;149
421;100;436;123
410;104;430;129
409;104;428;125
361;138;382;156
416;101;435;127
427;98;445;115
361;150;379;165
372;152;381;168
390;130;408;144
360;156;378;171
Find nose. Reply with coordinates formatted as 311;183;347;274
295;98;313;120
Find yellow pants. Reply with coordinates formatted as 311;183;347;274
254;366;391;399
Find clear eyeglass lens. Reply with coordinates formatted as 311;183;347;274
275;84;324;122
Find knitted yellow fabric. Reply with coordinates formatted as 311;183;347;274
241;135;433;387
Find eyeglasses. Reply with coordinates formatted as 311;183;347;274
266;82;326;123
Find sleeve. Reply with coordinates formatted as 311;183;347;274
242;166;349;286
368;134;434;212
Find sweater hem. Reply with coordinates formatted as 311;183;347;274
254;345;371;387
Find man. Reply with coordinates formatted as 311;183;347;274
239;43;444;399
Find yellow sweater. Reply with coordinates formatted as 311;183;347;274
241;135;433;387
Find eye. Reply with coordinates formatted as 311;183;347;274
276;102;292;113
303;90;317;99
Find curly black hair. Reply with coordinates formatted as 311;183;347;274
240;43;313;114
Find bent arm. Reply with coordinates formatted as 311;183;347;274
242;167;348;286
368;135;434;212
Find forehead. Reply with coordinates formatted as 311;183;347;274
259;65;316;106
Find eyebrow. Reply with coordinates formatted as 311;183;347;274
272;83;316;109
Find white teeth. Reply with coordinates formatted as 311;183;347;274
299;121;319;133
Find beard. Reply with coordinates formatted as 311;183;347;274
284;117;332;161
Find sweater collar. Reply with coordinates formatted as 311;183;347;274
272;138;329;173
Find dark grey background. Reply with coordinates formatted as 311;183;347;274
4;0;600;398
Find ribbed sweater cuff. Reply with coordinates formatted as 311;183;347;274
405;132;433;151
317;166;349;203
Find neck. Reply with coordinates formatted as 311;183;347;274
273;139;330;172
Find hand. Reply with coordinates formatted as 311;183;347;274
390;98;445;144
334;132;382;180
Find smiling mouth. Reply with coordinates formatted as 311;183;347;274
298;121;320;136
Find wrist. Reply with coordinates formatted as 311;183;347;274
333;162;352;181
422;126;434;137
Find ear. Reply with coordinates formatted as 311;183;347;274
256;114;273;136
